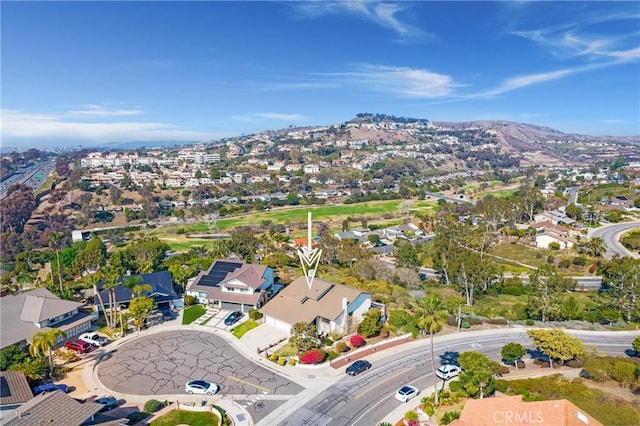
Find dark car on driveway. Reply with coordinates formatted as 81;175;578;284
345;360;372;376
94;396;119;412
224;311;243;326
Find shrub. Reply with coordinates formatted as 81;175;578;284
494;380;508;393
127;412;148;424
516;360;525;369
441;411;461;425
549;242;561;251
486;318;508;325
612;360;636;385
248;309;263;320
461;321;470;329
335;341;349;353
379;327;390;338
143;399;163;413
277;357;287;366
566;360;584;368
357;309;382;338
446;315;458;327
448;380;463;393
184;295;195;306
326;350;339;360
499;365;510;375
269;353;279;362
500;285;526;296
299;348;327;364
404;410;418;421
324;337;333;346
289;358;297;366
350;334;366;348
525;319;535;326
572;256;587;266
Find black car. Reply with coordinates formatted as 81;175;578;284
224;311;243;326
345;360;372;376
94;396;118;412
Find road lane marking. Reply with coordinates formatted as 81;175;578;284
354;367;414;400
227;376;270;393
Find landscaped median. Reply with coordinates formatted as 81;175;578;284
148;401;230;426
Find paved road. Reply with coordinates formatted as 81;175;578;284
97;330;303;397
270;329;639;426
588;221;640;259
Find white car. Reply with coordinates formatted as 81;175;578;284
436;364;462;380
79;332;109;347
185;380;219;395
395;385;419;402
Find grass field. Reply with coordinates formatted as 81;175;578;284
489;242;551;269
182;305;206;325
150;409;219;426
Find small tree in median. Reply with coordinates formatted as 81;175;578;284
501;343;526;370
527;329;584;368
290;322;319;352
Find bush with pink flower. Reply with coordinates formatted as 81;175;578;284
350;334;366;348
299;348;328;364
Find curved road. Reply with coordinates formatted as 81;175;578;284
588;221;640;259
262;328;638;426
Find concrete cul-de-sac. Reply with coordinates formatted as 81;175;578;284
96;329;304;397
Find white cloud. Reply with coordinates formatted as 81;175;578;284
1;109;216;143
231;112;307;122
65;105;145;117
292;1;425;39
338;64;459;98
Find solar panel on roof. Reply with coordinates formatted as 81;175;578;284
196;260;243;287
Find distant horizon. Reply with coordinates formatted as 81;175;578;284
2;1;638;148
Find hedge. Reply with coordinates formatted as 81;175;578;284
299;348;327;364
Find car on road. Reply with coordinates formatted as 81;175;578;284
223;311;243;326
79;332;109;347
435;364;462;380
395;385;419;402
64;340;92;353
345;360;372;376
185;380;219;395
33;383;69;394
94;396;119;412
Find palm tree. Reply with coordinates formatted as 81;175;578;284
123;275;152;298
417;295;448;405
583;237;607;258
100;266;122;329
29;328;67;376
49;232;64;292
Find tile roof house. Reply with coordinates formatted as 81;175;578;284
93;271;181;311
1;390;127;425
0;371;33;413
0;288;96;350
450;394;602;426
186;259;275;312
259;276;372;334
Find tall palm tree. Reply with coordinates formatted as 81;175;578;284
417;295;448;405
29;328;67;376
49;232;64;292
100;266;122;329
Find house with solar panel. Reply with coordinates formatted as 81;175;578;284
185;259;276;312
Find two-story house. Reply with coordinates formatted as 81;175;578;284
186;259;275;312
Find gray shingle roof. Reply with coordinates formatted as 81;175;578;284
0;371;33;407
2;390;103;426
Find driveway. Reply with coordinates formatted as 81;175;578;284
96;330;304;397
240;323;291;354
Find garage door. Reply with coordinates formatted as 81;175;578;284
221;302;244;312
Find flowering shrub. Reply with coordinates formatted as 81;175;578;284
299;348;328;364
350;334;366;348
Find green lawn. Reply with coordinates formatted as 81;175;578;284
230;320;259;338
150;409;219;426
161;240;224;252
489;242;551;269
182;305;206;325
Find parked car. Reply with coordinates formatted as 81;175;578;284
94;396;119;412
395;385;420;402
33;383;69;394
161;309;173;320
64;340;92;353
223;311;243;326
79;332;109;347
185;380;219;395
345;360;372;376
436;364;462;380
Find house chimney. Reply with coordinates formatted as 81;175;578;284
342;298;349;332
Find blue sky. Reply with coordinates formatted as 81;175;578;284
2;1;639;148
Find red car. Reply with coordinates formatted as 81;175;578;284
64;339;92;353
